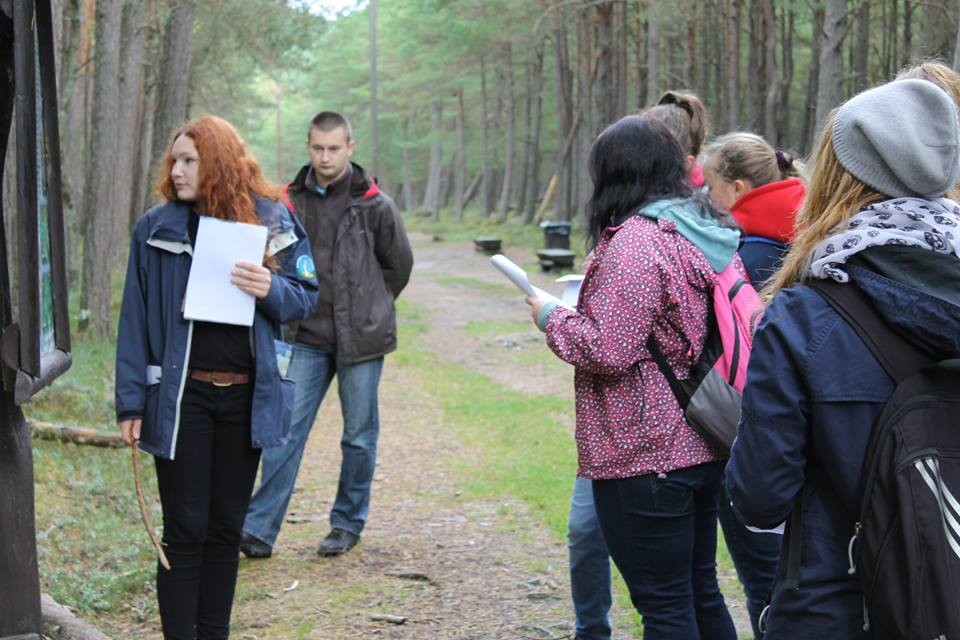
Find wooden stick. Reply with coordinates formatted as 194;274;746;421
132;442;170;570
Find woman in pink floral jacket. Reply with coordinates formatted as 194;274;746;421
527;114;741;640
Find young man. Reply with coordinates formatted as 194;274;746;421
241;111;413;558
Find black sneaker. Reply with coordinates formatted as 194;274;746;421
316;528;360;557
239;531;272;559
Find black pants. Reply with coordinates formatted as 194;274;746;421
154;379;260;640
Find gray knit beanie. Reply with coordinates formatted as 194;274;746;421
831;79;960;198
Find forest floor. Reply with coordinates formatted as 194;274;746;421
92;232;752;639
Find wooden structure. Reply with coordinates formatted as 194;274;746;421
1;1;73;637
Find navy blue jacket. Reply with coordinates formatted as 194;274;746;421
726;247;960;639
115;199;319;459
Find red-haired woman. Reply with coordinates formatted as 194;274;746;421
115;115;318;639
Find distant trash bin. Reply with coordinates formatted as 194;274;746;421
540;220;572;249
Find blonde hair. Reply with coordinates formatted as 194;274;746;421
764;114;885;298
896;60;960;201
645;90;708;157
703;132;804;188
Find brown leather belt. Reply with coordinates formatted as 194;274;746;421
188;370;251;387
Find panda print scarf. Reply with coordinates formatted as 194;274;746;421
808;197;960;282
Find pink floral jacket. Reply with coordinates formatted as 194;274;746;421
545;215;724;479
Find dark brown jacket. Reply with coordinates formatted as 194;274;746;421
284;161;413;364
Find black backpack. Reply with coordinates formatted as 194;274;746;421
808;280;960;639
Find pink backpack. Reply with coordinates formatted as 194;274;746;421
646;256;764;454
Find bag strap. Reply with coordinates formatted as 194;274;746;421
807;279;929;383
646;335;692;407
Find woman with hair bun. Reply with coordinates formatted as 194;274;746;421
115;115;318;639
702;132;806;288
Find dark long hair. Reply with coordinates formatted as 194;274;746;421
586;114;693;249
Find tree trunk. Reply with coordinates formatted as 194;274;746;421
524;40;544;224
453;86;466;220
762;0;777;142
903;0;912;67
853;0;870;92
422;100;443;220
645;0;660;105
777;2;795;148
401;114;414;212
81;0;122;338
480;55;492;217
369;0;378;177
725;0;741;130
815;0;846;135
143;0;194;215
801;3;824;153
496;42;515;220
616;0;628;118
574;9;592;216
635;10;647;107
553;12;574;220
114;0;148;267
595;3;615;128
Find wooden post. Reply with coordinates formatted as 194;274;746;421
1;1;72;636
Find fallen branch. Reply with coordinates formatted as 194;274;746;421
133;442;170;570
370;613;408;625
41;592;112;639
29;420;124;447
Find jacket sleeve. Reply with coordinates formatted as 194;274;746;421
373;195;414;298
257;210;319;323
725;289;811;529
115;224;150;421
543;231;662;376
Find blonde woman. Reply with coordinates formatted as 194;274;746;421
726;80;960;638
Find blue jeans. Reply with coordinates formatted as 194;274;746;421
717;481;780;640
592;462;737;640
568;477;612;640
243;343;383;544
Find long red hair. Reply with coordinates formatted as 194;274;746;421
156;115;281;223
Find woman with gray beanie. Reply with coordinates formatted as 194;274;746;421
726;78;960;639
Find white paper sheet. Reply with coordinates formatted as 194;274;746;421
489;254;573;309
183;217;268;326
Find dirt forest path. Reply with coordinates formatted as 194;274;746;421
219;233;751;639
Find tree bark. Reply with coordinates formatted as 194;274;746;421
853;0;870;92
480;55;492;217
80;0;122;338
553;11;574;220
422;100;443;220
401;114;414;212
777;2;795;148
524;40;544;224
815;0;846;135
645;0;660;105
369;0;379;177
801;3;824;153
574;9;593;215
143;0;194;215
496;42;515;220
902;0;912;68
453;86;466;220
762;0;777;142
725;0;741;130
114;0;148;267
595;3;615;128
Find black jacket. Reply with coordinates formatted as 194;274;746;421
284;161;413;364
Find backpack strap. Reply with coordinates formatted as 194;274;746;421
807;279;929;383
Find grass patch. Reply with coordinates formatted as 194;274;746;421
434;274;516;297
462;319;532;337
28;336;117;427
33;439;160;618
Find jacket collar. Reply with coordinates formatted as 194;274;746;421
289;161;380;203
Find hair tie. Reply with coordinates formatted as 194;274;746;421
775;149;792;172
658;92;695;120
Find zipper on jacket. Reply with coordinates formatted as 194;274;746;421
169;320;194;460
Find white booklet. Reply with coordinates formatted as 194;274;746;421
183;217;268;326
489;254;573;309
